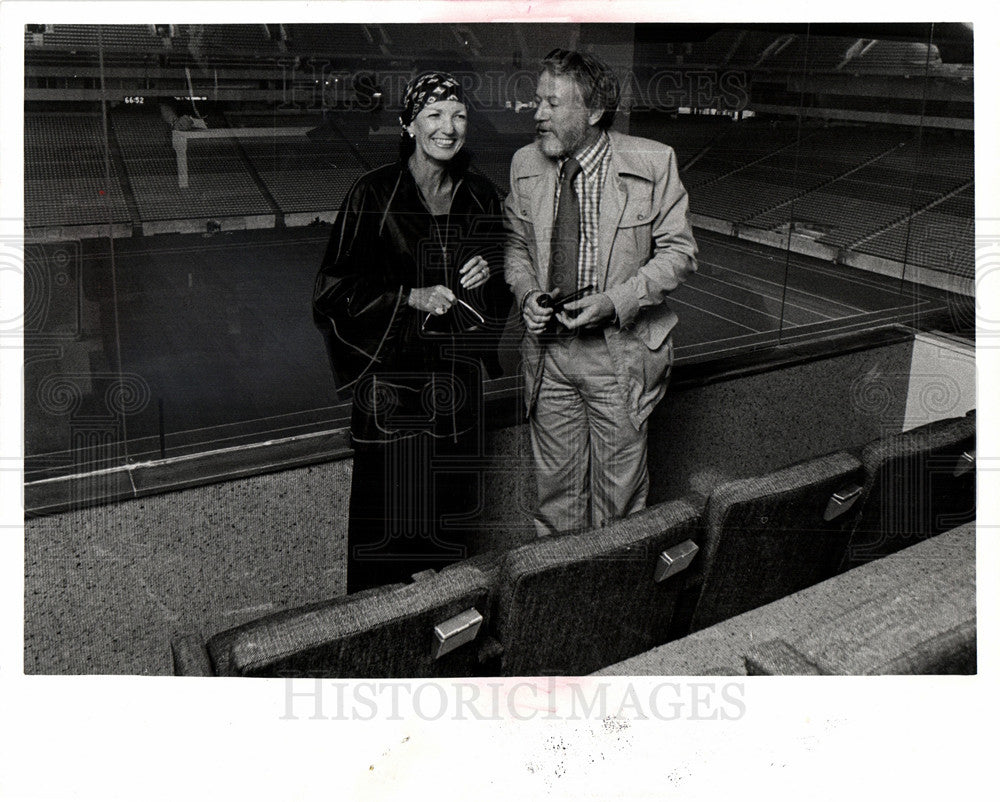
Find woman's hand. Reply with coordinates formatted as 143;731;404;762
459;255;490;290
408;285;456;315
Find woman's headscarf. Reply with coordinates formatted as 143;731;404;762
399;71;465;130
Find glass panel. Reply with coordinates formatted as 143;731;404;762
631;23;811;362
896;24;975;337
769;23;969;345
23;22;973;488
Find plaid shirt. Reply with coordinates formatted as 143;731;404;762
555;130;611;293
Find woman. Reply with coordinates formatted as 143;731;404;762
312;72;510;593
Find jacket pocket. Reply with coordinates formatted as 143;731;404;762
511;175;542;222
634;307;678;351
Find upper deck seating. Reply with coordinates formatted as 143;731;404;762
24;114;131;228
239;136;365;214
284;24;380;57
112;112;272;221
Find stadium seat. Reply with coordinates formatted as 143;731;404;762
682;451;866;633
597;520;975;676
489;498;702;677
171;561;496;678
842;412;976;569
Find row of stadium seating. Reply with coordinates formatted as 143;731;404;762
600;519;975;675
24;115;131;226
685;127;960;200
239;138;365;215
27;24;168;52
634;29;949;75
745;189;910;246
25;24;381;64
27;26;955;75
24;111;973;275
24;23;528;68
171;410;975;677
855;205;975;277
114;112;275;221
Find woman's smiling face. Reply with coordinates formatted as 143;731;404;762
407;100;468;163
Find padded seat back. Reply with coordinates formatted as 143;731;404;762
844;414;975;568
202;563;494;678
493;498;702;677
688;451;865;632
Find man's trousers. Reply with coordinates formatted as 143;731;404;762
529;331;649;536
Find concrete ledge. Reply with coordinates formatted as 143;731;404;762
689;214;733;235
687;219;974;298
284;210;338;227
739;225;842;261
839;248;973;296
141;214;276;236
26;223;132;243
25;427;352;518
837;248;906;280
750;103;973;131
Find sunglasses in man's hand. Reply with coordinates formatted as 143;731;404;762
536;284;596;314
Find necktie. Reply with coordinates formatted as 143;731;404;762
549;158;581;297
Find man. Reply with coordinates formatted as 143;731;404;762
504;48;698;535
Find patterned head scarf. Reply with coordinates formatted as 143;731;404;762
399;71;465;130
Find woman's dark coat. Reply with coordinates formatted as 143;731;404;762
313;159;509;409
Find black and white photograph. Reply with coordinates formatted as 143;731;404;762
1;1;996;799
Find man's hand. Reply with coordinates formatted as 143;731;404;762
521;290;555;334
557;293;615;330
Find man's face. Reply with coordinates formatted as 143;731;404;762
533;69;600;159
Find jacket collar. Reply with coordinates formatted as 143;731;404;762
382;157;484;222
518;130;648;290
